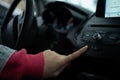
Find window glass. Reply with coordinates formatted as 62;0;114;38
45;0;98;12
1;0;24;10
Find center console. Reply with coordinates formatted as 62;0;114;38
68;0;120;59
66;0;120;80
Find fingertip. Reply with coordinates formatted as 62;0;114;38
65;45;88;62
83;45;89;50
78;45;88;53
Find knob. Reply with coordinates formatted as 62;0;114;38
93;32;102;40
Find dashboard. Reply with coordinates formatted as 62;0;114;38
40;1;120;79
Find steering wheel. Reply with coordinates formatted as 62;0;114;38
1;0;34;50
42;1;92;35
43;2;73;34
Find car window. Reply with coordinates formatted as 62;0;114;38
1;0;25;16
1;0;24;10
1;0;13;4
45;0;98;12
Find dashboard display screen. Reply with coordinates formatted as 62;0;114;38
105;0;120;17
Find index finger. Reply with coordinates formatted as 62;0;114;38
65;45;88;63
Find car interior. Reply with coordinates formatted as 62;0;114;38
0;0;120;80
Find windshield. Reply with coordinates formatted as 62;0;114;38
1;0;24;10
45;0;98;12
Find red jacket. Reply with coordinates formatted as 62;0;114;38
0;48;44;80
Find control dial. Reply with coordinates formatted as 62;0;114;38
92;32;102;41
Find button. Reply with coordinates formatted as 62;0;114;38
109;34;118;40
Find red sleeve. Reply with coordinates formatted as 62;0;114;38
0;49;44;80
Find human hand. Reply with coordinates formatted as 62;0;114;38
43;45;88;78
